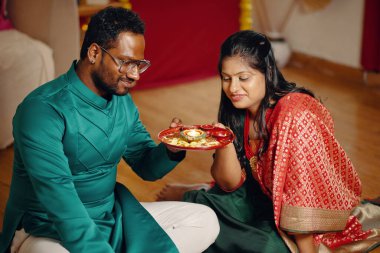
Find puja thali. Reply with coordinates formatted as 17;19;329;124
158;124;235;151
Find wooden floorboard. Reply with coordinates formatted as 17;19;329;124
1;65;379;250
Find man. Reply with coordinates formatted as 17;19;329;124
0;7;219;253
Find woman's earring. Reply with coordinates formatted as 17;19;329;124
267;66;273;81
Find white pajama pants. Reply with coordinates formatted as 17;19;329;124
10;201;219;253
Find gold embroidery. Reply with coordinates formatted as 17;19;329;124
248;139;258;175
250;156;257;173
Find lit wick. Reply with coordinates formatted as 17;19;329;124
181;129;205;141
186;129;201;137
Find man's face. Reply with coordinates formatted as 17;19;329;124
91;32;146;98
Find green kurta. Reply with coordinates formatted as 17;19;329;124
0;62;183;253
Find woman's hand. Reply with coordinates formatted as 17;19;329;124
293;233;318;253
212;121;226;129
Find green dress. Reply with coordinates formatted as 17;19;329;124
183;166;289;253
0;62;183;253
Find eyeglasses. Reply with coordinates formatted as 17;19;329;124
99;46;151;74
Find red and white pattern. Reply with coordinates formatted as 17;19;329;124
246;93;367;248
315;216;372;249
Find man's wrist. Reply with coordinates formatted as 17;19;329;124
166;148;186;161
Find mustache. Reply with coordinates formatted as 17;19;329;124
120;76;135;83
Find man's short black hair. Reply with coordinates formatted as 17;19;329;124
80;7;145;59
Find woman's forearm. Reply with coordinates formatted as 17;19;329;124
211;143;242;190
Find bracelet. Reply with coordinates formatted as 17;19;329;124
218;169;246;192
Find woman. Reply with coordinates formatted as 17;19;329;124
158;30;380;252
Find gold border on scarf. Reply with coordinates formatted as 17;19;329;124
280;204;351;232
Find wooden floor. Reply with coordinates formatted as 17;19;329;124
1;64;379;244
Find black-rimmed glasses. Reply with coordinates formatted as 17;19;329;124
99;46;151;74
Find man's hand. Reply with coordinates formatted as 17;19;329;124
169;117;182;129
166;117;183;153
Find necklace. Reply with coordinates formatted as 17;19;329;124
249;143;258;173
244;111;259;174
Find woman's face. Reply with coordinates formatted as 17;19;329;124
221;55;266;114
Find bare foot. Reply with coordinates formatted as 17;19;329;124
156;183;211;201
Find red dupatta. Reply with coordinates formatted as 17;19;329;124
245;93;370;249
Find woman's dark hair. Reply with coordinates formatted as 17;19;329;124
80;7;145;59
217;30;315;162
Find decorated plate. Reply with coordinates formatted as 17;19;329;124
158;124;235;151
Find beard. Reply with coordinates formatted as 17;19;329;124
91;71;131;100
